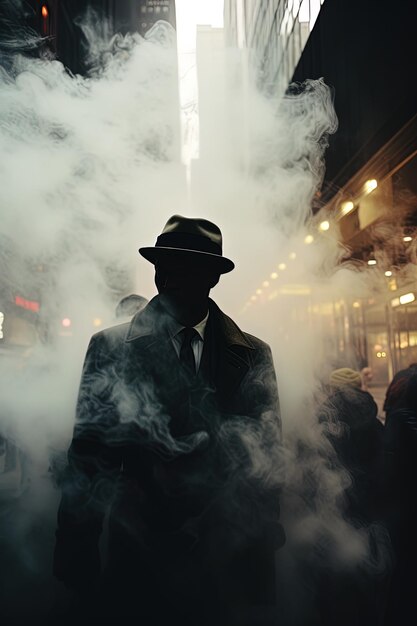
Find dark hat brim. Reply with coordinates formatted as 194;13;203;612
139;246;235;274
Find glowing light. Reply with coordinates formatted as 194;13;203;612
403;236;413;242
256;289;262;295
0;311;4;340
353;302;360;308
62;318;71;328
279;285;311;295
15;295;40;312
319;220;330;231
381;351;387;357
304;235;314;244
278;263;286;271
364;179;378;193
400;292;415;305
385;270;393;277
250;295;257;302
367;259;377;266
340;201;355;216
270;272;278;279
41;5;48;18
262;281;270;288
289;252;296;260
376;352;382;358
93;318;102;327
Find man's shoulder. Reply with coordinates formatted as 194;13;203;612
89;321;131;349
210;299;272;354
241;331;271;353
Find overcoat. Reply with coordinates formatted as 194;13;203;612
54;295;284;624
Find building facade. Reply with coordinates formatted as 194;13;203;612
9;0;177;75
224;0;417;385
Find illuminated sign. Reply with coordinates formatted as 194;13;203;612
14;296;40;312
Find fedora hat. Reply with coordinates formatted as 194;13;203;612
139;215;235;274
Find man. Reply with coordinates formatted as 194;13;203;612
54;215;284;626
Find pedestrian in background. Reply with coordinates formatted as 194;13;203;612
320;367;384;523
115;293;148;320
360;366;373;392
383;363;417;418
383;371;417;626
316;367;386;626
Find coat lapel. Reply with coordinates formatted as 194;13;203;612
122;295;255;403
207;299;255;402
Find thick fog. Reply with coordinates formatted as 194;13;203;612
0;5;391;624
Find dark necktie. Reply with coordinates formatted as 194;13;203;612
179;327;198;375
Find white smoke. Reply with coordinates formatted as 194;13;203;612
0;7;391;624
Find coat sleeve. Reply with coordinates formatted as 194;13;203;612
235;341;285;550
53;333;122;590
254;344;285;547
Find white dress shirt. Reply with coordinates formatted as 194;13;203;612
168;311;209;372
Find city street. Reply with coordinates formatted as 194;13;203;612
1;1;416;625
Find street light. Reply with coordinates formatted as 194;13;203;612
340;201;355;216
400;292;415;305
364;179;378;194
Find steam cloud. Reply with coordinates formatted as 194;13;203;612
0;6;391;624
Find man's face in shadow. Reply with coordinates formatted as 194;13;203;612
155;255;220;320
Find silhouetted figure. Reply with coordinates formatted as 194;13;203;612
114;293;148;319
319;368;384;523
383;363;417;417
383;372;417;626
317;368;385;626
54;215;284;626
360;366;373;392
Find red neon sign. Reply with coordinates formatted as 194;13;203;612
14;296;40;312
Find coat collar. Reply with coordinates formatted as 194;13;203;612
124;296;254;401
125;295;255;351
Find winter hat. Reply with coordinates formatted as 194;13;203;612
329;368;362;389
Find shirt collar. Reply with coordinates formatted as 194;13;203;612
168;311;209;342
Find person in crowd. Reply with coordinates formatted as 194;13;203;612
383;363;417;417
54;215;285;626
383;371;417;626
360;365;373;392
114;293;148;320
316;367;386;626
319;367;384;523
